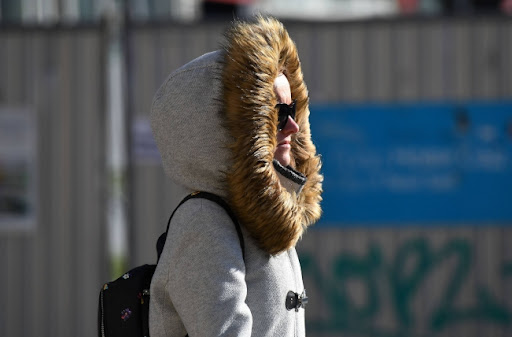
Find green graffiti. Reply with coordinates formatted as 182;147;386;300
332;245;381;321
430;240;510;330
301;237;511;337
390;238;431;329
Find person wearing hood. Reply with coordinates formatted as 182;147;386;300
149;16;323;337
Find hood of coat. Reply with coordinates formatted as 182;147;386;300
151;50;230;199
151;17;322;255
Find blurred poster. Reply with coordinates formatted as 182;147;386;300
310;101;512;226
0;107;37;230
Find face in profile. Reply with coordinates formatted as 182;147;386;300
273;73;299;167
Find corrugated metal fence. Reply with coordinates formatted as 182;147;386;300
0;27;107;337
1;17;511;337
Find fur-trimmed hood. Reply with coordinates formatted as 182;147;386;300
151;17;322;255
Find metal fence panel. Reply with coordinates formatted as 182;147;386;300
0;28;107;337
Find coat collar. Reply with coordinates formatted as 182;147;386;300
273;160;306;195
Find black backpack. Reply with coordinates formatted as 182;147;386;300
98;192;244;337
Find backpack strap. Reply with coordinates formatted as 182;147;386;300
156;191;245;262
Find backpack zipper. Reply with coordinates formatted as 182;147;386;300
142;288;151;336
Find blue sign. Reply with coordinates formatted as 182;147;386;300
310;101;512;226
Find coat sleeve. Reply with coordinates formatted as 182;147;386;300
163;198;252;337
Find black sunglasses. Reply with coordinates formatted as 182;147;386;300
275;100;297;131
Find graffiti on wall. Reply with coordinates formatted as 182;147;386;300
301;236;512;337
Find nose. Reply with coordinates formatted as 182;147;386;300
282;116;299;135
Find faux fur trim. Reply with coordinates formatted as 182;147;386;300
221;16;323;255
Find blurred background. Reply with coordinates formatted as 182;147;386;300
1;0;511;336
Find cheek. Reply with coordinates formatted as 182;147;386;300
274;146;291;166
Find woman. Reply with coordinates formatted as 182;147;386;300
149;16;323;337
